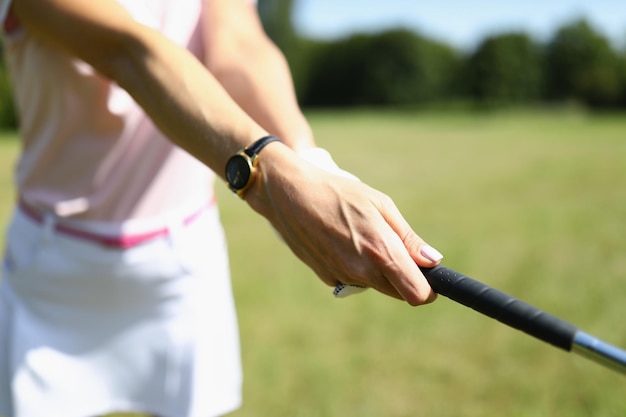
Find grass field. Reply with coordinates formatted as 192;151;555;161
1;109;625;417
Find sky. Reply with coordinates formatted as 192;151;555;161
293;0;626;51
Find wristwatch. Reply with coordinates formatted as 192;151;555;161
225;135;281;198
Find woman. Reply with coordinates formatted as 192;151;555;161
0;0;443;416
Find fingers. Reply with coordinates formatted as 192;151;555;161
276;208;409;302
375;193;443;305
378;196;443;266
277;189;442;306
378;230;438;306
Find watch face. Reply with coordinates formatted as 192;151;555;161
226;154;252;190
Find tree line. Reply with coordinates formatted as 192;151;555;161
289;19;626;109
0;17;624;130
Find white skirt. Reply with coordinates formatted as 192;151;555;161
0;205;242;417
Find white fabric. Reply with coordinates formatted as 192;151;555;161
333;283;367;298
0;206;242;417
296;147;360;182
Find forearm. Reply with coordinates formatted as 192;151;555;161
12;0;269;176
203;1;314;150
208;42;313;150
110;27;270;171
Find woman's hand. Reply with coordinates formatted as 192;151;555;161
246;142;443;306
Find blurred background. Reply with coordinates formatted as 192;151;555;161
258;0;626;111
0;0;625;123
1;1;625;417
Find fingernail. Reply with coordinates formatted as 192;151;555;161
420;245;444;262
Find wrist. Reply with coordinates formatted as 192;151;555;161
224;135;281;198
242;140;295;214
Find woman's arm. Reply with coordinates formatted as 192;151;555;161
203;0;314;150
11;0;442;305
12;0;266;170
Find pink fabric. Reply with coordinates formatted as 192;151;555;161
1;0;216;224
18;196;216;248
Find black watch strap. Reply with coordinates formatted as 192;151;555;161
244;135;281;158
224;135;281;198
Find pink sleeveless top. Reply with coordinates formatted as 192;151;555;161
1;0;216;228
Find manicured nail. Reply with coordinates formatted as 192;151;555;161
421;245;444;262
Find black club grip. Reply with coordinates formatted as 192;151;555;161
420;265;578;351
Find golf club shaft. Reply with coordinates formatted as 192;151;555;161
419;264;626;375
572;331;626;375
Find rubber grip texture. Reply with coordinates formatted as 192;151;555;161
420;265;578;351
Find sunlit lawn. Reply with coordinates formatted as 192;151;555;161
0;109;625;416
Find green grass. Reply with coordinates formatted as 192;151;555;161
0;135;17;228
1;109;625;417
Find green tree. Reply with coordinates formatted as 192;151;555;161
257;0;298;60
617;46;626;107
257;0;313;99
302;29;460;107
463;32;543;105
0;44;17;130
545;19;623;107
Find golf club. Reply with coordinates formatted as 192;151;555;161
334;264;626;376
